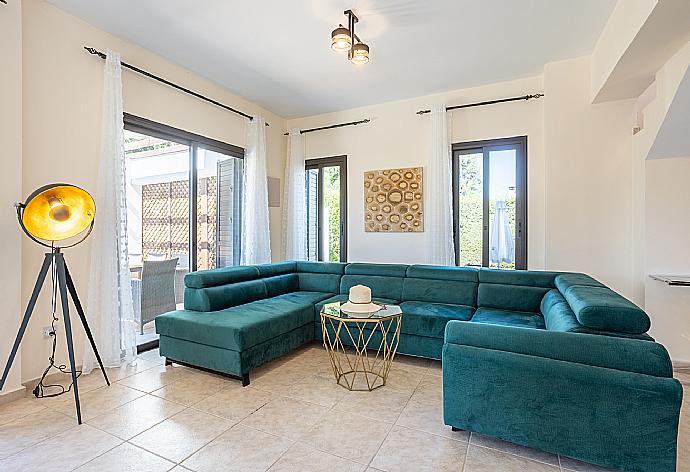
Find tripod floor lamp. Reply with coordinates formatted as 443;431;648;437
0;183;110;424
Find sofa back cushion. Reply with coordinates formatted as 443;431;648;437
340;275;404;300
402;265;478;306
340;263;407;300
299;273;341;293
541;289;652;340
561;285;650;334
296;261;347;274
541;289;576;329
263;274;299;298
478;268;560;287
296;261;345;293
345;263;408;277
184;266;259;289
554;273;606;293
477;283;550;312
184;279;268;312
255;261;296;277
403;279;477;306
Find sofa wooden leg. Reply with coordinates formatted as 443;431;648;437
451;426;460;432
241;373;250;387
164;358;173;366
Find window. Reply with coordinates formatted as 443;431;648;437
305;156;347;262
123;114;244;348
452;137;527;269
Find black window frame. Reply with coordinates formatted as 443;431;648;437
304;155;348;262
452;136;527;269
123;113;244;272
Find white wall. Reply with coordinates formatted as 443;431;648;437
645;157;690;362
543;56;636;298
287;55;645;305
0;0;24;398
634;41;690;362
287;76;546;268
19;0;286;383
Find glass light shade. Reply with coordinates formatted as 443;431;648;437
22;184;95;242
331;27;352;52
350;42;369;65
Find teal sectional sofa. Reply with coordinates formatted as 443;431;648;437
154;261;682;471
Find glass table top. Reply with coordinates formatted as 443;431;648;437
320;301;402;321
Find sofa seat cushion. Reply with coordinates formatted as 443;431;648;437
470;307;545;329
157;291;332;351
398;301;474;338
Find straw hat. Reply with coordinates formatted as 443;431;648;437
340;285;381;314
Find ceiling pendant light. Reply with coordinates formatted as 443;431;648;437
350;43;369;65
331;9;370;65
331;27;352;52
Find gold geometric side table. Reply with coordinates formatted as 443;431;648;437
320;302;402;391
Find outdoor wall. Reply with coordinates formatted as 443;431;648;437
543;56;636;299
19;0;286;383
286;76;546;268
0;0;24;398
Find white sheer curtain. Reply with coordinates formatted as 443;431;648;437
282;129;306;260
241;115;272;264
84;49;137;372
426;104;456;265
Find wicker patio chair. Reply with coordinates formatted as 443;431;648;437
131;258;179;334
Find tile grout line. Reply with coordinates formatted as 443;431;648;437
461;432;472;472
67;436;125;472
470;443;561;469
363;364;424;468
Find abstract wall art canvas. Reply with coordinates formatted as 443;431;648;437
364;167;424;232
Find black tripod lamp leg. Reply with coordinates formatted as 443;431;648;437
55;254;83;424
0;254;52;391
63;262;110;386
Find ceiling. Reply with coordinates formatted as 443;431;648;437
48;0;617;118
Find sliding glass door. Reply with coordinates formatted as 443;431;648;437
453;137;527;269
305;156;347;262
123;114;244;349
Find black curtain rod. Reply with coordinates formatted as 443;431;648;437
84;46;269;126
416;93;544;115
284;119;370;136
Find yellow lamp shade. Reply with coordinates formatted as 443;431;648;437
21;184;95;242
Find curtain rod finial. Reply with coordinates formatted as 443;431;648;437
84;46;106;59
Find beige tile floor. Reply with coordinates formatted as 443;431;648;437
0;344;687;472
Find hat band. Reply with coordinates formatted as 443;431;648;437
347;299;374;305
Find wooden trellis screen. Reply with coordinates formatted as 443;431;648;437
141;177;217;270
